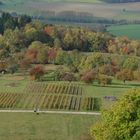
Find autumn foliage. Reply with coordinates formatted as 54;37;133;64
81;70;97;84
60;72;77;82
116;69;134;83
48;48;58;63
30;66;45;81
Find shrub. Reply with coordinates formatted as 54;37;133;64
133;71;140;81
54;66;65;81
98;74;112;85
116;69;134;83
81;70;97;84
0;61;7;71
60;72;77;82
54;67;77;82
99;64;112;76
30;65;44;81
20;59;31;71
7;64;19;74
99;64;120;76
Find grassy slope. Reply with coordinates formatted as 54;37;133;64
1;73;139;110
0;113;99;140
107;24;140;39
0;73;140;97
0;74;27;93
84;81;133;98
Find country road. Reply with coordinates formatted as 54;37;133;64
0;110;101;115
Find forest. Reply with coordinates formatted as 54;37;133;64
0;12;140;84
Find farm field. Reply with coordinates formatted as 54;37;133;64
0;73;140;111
0;113;99;140
107;24;140;39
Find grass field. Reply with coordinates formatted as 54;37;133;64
0;74;27;93
0;73;139;97
0;113;99;140
107;24;140;39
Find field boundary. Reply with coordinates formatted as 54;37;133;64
0;109;101;115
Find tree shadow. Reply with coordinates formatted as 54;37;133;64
93;84;132;89
127;83;140;87
113;82;140;87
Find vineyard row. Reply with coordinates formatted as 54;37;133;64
0;93;101;111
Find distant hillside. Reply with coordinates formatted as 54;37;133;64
102;0;140;3
1;0;140;24
1;0;140;4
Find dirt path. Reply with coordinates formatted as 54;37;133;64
0;110;101;115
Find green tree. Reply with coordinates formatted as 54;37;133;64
63;31;74;50
91;89;140;140
1;28;26;54
18;15;31;27
27;41;49;63
98;74;112;85
80;53;104;72
123;57;139;71
130;40;140;56
55;49;66;65
37;48;48;64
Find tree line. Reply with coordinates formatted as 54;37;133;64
0;12;31;34
33;10;140;27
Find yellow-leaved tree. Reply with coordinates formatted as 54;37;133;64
91;89;140;140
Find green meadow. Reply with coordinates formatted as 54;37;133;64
0;113;99;140
107;24;140;39
0;73;139;97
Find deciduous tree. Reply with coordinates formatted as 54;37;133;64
81;69;97;84
91;89;140;140
30;66;45;81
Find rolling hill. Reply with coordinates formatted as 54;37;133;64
0;0;140;20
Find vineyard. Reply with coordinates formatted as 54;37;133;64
0;82;101;111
